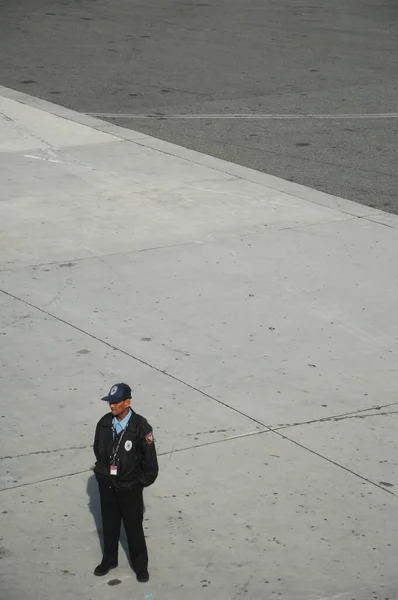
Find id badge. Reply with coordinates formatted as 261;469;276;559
110;464;118;476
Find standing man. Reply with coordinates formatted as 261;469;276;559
93;383;158;582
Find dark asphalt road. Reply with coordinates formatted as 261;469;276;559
1;0;397;212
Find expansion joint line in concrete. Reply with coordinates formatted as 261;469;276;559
1;288;397;500
0;217;357;274
2;403;397;463
0;430;272;492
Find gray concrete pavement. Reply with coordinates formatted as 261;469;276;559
0;0;397;213
1;87;398;600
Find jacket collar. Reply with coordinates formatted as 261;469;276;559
102;411;138;430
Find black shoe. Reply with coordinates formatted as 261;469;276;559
94;561;118;576
136;570;150;583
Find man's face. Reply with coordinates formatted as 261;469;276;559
109;398;130;417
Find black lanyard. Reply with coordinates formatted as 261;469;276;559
110;424;128;465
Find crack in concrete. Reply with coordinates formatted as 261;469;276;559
0;240;204;273
279;216;357;231
364;216;398;230
0;110;15;124
274;404;398;430
0;429;268;462
0;429;271;491
232;573;254;599
0;108;57;153
2;404;396;462
1;311;35;329
0;215;356;274
0;444;89;461
321;409;398;422
1;419;397;497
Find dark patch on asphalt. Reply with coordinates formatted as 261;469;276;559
379;481;394;487
108;578;121;586
77;349;90;354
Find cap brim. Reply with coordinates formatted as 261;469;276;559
101;395;124;403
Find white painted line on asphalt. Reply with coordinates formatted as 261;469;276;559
86;112;398;119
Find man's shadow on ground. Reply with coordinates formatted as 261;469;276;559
86;473;130;560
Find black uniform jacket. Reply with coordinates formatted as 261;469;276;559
93;411;159;489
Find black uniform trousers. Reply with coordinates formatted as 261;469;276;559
99;482;148;574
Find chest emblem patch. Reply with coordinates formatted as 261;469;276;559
124;440;133;452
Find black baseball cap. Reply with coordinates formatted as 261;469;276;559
101;383;132;403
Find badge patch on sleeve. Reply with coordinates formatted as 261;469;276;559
145;432;154;445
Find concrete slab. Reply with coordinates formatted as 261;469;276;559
1;435;398;600
1;90;398;600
